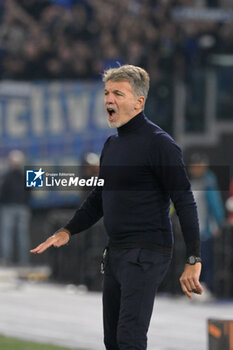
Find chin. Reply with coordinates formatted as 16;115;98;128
108;120;124;128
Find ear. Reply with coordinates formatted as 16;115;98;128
135;96;145;110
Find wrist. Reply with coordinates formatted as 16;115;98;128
55;228;71;240
186;255;202;265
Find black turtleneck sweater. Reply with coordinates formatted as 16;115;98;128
65;111;200;257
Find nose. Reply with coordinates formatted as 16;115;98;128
105;92;114;105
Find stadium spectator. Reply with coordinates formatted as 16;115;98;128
189;153;225;294
1;0;233;81
0;150;31;266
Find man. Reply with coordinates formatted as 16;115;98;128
31;65;203;350
189;153;224;295
1;150;30;265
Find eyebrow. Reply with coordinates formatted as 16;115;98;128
104;89;125;95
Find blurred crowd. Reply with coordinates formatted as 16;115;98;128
0;0;233;81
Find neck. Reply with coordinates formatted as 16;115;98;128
118;109;144;128
117;110;146;136
129;109;143;120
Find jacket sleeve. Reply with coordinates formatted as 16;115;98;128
63;136;112;236
64;186;103;235
149;133;201;257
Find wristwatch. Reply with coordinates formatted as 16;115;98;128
186;256;202;265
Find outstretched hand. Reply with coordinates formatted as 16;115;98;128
30;229;70;254
179;263;203;299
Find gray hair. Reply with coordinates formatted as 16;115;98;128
102;64;150;100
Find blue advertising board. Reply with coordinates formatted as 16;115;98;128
0;81;111;207
0;81;110;161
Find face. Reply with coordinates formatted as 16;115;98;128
189;163;207;178
104;80;144;128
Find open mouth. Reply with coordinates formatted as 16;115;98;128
106;107;116;117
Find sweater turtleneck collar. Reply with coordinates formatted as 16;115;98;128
117;111;146;136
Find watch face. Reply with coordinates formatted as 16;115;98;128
189;256;196;264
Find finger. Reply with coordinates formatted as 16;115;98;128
188;278;197;291
186;279;194;293
30;244;44;253
184;288;192;299
181;277;193;294
193;281;203;294
30;240;53;254
180;281;192;299
36;241;54;253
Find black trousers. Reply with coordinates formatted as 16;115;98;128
103;247;172;350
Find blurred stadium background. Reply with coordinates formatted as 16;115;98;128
0;0;233;300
